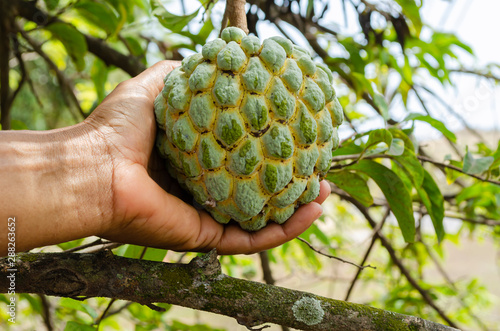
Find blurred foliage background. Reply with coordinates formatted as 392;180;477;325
0;0;499;330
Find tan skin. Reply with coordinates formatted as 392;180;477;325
0;61;330;257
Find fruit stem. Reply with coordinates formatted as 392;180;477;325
222;0;249;34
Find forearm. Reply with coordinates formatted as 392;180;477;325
0;123;113;256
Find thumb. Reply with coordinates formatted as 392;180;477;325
133;60;182;101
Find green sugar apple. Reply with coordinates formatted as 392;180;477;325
154;27;343;231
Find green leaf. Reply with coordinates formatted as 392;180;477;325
60;298;98;319
394;0;422;35
10;119;29;130
123;36;144;57
328;170;374;207
64;321;96;331
366;128;393;150
404;113;456;143
393;148;424;187
348;160;416;242
57;238;85;251
91;58;108;102
373;92;390;120
332;140;364;156
445;159;464;184
306;0;314;18
463;148;495;175
43;0;59;11
490;141;500;170
122;244;146;258
151;0;200;33
142;247;168;261
388;138;405;156
45;22;88;71
391;160;413;192
73;1;119;35
417;170;445;242
389;128;415;153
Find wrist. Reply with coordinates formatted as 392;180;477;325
0;123;113;253
56;122;114;239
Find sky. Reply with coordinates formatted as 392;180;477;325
167;0;500;142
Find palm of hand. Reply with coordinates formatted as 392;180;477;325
86;61;328;255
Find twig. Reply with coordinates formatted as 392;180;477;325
0;1;13;130
17;25;86;121
335;190;460;328
417;155;500;186
449;68;500;82
412;87;464;158
330;153;500;186
416;84;485;142
444;212;500;227
259;251;275;285
95;298;116;329
296;237;376;270
344;208;390;301
13;0;146;77
63;238;109;253
9;36;27;109
86;242;124;253
421;240;489;331
39;294;54;331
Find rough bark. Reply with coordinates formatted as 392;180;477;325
1;251;458;331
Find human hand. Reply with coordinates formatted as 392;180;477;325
86;60;330;255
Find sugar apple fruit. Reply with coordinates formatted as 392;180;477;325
154;27;343;231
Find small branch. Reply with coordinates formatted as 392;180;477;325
335;189;460;328
259;251;275;285
0;1;13;130
421;241;489;331
95;298;116;328
415;84;485;142
330;153;500;186
13;0;146;77
417;155;500;186
412;87;463;158
1;250;458;331
449;68;500;82
296;237;376;270
17;25;85;121
444;212;500;227
39;294;54;331
344;208;390;301
63;239;109;253
9;35;27;111
224;0;249;34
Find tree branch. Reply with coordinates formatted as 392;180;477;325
0;0;14;130
332;188;460;329
344;208;390;301
1;250;458;331
330;153;500;186
17;25;85;121
11;0;145;77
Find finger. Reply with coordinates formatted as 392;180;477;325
313;180;331;204
215;202;323;255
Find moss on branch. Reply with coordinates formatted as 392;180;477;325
1;251;458;331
